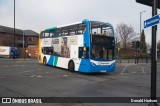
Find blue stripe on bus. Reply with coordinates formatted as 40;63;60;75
47;56;58;66
47;56;54;66
78;59;91;73
82;19;90;47
90;62;116;73
78;60;116;73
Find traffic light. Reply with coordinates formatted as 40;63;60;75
132;41;135;48
136;41;140;48
136;0;160;9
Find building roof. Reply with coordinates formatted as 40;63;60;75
23;30;39;36
0;25;39;37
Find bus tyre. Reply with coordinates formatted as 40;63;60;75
68;61;74;72
43;57;47;65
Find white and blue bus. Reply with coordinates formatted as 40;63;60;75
38;19;116;73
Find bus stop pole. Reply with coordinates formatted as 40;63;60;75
149;0;158;106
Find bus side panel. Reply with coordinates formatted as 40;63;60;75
47;55;58;66
74;59;81;71
46;55;81;71
46;55;70;69
55;57;70;69
78;59;91;73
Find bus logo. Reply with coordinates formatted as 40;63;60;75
98;62;109;65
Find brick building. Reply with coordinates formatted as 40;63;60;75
0;25;39;58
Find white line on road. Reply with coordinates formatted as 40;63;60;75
131;72;136;74
36;75;43;78
29;75;43;78
19;71;30;73
29;75;36;77
120;65;128;74
142;67;145;73
14;65;26;67
63;75;68;77
19;70;35;73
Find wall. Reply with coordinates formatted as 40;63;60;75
0;32;39;59
0;33;14;46
19;45;38;59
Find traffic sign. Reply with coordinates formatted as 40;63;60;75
144;14;160;28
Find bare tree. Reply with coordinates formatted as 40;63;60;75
140;29;147;56
115;33;121;48
116;23;138;48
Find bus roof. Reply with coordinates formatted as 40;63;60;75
90;21;113;28
57;21;82;28
43;20;113;31
45;27;57;31
44;21;82;32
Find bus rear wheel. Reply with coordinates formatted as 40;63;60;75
68;61;74;72
43;57;47;65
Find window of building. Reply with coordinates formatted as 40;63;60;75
28;37;33;41
17;36;21;40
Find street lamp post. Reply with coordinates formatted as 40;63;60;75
140;11;146;36
23;28;25;48
13;0;15;59
137;11;146;64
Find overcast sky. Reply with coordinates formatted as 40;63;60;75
0;0;160;44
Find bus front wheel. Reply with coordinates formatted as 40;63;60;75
68;61;74;72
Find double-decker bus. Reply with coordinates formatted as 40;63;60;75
38;19;116;73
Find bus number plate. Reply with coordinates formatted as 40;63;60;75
100;70;106;72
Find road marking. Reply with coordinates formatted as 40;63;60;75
36;75;43;78
120;65;128;74
29;75;43;78
19;70;35;73
131;72;136;74
29;75;36;78
16;61;21;63
14;65;26;67
142;67;145;73
19;71;29;73
46;72;52;74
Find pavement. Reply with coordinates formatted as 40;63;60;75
0;58;159;106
